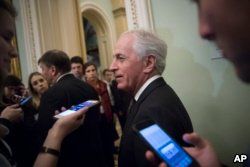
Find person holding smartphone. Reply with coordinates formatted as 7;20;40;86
2;75;26;105
34;107;87;167
0;1;93;167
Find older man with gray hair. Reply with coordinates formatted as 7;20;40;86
110;30;193;167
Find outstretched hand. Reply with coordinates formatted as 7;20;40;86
145;150;167;167
145;132;222;167
34;107;89;167
51;107;88;139
183;132;221;167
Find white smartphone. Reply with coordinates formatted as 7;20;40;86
54;100;100;119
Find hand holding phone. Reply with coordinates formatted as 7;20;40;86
54;100;100;119
133;120;197;167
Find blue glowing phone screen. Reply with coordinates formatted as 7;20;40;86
70;101;94;111
140;124;193;167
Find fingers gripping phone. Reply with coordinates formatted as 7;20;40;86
54;100;100;119
133;120;197;167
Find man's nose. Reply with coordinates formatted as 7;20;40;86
109;60;117;72
199;16;215;41
9;47;18;58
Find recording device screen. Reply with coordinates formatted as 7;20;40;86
138;123;194;167
19;96;32;106
54;100;99;119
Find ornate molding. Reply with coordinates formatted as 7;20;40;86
130;0;139;29
80;2;116;67
112;7;126;18
125;0;154;31
24;0;37;70
18;0;41;72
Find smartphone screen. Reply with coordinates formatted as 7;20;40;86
54;100;99;119
137;123;194;167
19;96;32;106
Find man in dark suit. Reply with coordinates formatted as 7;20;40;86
110;30;193;167
37;50;105;167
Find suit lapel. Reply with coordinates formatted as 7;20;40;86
123;77;166;131
137;77;165;104
120;77;166;156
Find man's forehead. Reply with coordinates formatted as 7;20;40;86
115;37;134;54
71;63;82;67
118;33;134;43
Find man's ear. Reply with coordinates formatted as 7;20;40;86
50;65;57;76
143;55;156;73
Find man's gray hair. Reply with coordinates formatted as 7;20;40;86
121;30;167;74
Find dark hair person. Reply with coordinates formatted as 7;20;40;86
84;62;116;167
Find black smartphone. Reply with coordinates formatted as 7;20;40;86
19;96;32;106
133;120;198;167
54;100;100;119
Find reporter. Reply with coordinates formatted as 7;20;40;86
145;133;221;167
182;133;221;167
34;107;87;167
0;105;23;167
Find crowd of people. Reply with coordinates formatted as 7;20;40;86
0;49;127;166
1;0;250;166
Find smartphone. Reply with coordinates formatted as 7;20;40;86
19;96;32;106
54;100;100;119
133;120;197;167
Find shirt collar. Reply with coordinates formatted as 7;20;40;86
134;75;161;101
56;72;72;83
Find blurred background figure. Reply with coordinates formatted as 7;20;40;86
0;74;37;167
70;56;85;81
28;72;49;110
102;69;130;130
2;75;27;105
103;68;114;84
84;62;116;167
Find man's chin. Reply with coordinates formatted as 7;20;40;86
117;84;126;90
236;66;250;83
238;73;250;83
116;84;123;90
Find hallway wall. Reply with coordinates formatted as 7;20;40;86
150;0;250;165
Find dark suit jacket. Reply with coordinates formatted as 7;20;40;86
37;74;105;167
119;77;193;167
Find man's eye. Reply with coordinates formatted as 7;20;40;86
117;55;126;60
3;35;12;43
